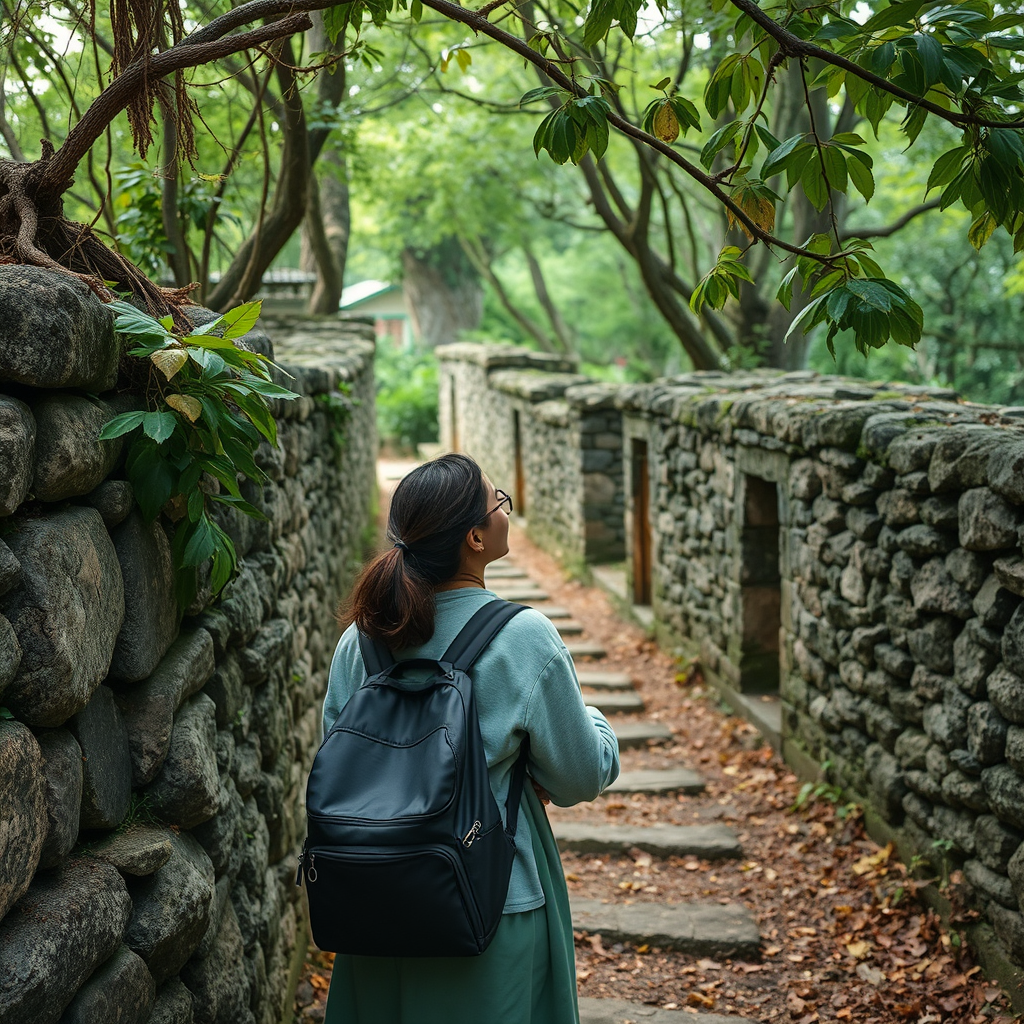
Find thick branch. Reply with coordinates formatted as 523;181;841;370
841;199;942;241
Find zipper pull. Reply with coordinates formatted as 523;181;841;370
295;842;306;886
308;853;317;882
462;821;482;848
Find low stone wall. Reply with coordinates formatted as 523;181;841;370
617;369;1024;989
0;269;376;1024
437;344;625;564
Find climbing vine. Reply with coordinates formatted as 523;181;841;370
99;300;298;610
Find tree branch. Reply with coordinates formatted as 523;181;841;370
841;199;942;240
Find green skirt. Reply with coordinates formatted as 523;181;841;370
323;787;579;1024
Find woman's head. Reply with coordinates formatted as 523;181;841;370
346;454;510;649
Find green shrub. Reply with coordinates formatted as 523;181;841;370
376;345;439;453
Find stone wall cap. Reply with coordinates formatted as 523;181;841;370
435;341;577;372
564;382;624;409
488;368;590;401
534;399;572;426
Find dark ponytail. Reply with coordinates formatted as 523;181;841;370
345;454;489;650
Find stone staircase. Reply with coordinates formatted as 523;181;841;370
486;563;758;1024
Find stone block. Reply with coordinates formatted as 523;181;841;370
0;506;124;726
237;618;293;686
192;776;245;878
877;489;919;527
109;512;179;683
950;747;984;775
920;494;959;530
929;427;1006;492
0;538;20;597
954;628;999;697
219;563;263;645
990;903;1024;965
87;825;174;877
894;729;930;769
31;395;123;501
988;441;1024;505
974;576;1018;629
965;859;1017;909
911;557;972;619
1007;726;1024;773
911;664;948;702
959;487;1022;551
116;628;216;786
145;693;220;829
995;557;1024;598
983;764;1024;830
68;684;132;830
931;803;977;854
124;831;215;986
0;612;20;696
977;815;1024;873
942;768;989;812
1003;605;1024;679
0;720;45;921
36;728;83;869
0;395;35;515
57;945;155;1024
1008;841;1024;911
865;742;906;822
908;615;958;674
0;266;118;391
150;979;194;1024
180;902;253;1024
85;479;135;528
0;860;131;1024
897;525;956;558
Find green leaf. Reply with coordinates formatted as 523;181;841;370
915;34;944;86
847;152;875;201
520;86;562;105
754;124;781;152
777;266;799;310
801;158;830;211
847;278;894;311
902;103;928;145
862;1;925;33
142;411;178;443
700;120;742;169
182;518;217;567
926;146;968;192
215;300;263;341
410;0;422;20
652;77;671;91
822;145;849;193
583;0;617;47
760;133;809;178
109;301;172;341
98;410;146;440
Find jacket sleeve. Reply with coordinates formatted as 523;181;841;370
322;625;363;740
522;646;620;807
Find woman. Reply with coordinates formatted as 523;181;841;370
320;453;620;1024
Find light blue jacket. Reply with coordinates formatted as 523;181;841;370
323;587;621;913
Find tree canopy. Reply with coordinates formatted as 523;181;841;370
1;0;1022;368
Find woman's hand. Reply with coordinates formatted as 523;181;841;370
531;780;551;805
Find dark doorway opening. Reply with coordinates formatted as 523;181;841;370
513;411;526;515
631;439;652;605
740;475;781;693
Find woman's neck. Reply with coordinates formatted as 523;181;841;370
436;570;486;591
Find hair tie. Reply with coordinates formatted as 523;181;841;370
393;540;410;554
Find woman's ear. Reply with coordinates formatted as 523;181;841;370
466;526;486;553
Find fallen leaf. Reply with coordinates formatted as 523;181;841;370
687;992;715;1008
856;963;885;986
852;842;894;875
845;941;872;960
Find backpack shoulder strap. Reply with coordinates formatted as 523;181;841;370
357;630;395;677
442;599;528;672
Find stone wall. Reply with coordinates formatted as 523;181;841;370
618;370;1024;987
437;344;625;564
0;269;376;1024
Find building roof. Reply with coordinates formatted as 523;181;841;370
340;280;399;309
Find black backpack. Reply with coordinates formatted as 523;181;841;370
297;599;529;957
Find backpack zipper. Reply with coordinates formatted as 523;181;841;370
461;821;482;847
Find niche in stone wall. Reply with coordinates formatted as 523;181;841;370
631;438;652;605
739;475;781;693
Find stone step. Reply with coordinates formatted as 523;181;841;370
567;642;607;660
607;768;705;795
491;587;549;602
485;566;528;579
580;997;749;1023
553;822;742;859
571;899;761;959
554;620;584;637
585;692;645;715
531;605;571;620
578;670;634;691
613;722;673;749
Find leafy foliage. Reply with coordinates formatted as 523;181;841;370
98;301;298;610
375;344;439;454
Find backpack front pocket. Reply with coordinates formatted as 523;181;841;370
302;844;486;957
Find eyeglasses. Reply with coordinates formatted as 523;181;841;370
485;489;513;517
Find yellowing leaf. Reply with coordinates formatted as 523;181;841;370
455;48;472;72
728;182;776;238
846;940;872;959
197;172;226;182
653;100;680;143
166;394;203;423
852;842;893;876
150;348;188;381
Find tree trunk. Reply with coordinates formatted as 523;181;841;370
523;245;574;354
401;238;483;348
158;91;192;287
303;150;350;315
